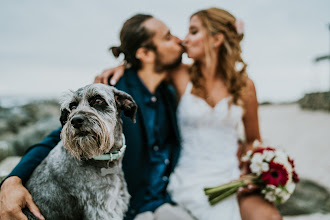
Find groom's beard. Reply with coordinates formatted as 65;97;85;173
154;52;182;73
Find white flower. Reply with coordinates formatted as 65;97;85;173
250;153;269;175
275;187;282;195
241;150;252;162
252;140;261;148
273;150;293;173
285;181;296;194
251;153;264;163
277;189;290;203
264;192;276;202
266;184;276;190
274;150;288;163
263;150;275;162
261;163;269;172
263;184;294;204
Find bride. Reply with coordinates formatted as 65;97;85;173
166;8;281;220
95;7;282;220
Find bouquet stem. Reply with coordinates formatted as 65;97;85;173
209;185;242;205
204;174;256;206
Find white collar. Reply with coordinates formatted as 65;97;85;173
93;134;126;161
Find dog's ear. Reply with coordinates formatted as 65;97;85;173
114;90;137;123
60;108;70;127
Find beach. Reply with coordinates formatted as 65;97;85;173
1;103;330;219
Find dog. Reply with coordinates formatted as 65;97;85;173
23;84;137;220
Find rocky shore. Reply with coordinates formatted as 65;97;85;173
0;99;61;161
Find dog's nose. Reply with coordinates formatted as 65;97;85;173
71;115;85;128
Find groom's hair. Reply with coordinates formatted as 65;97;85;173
110;14;156;71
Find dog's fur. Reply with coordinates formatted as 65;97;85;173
23;84;137;220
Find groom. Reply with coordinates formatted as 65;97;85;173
0;14;194;220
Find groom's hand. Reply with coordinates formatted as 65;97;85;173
0;176;44;220
94;65;125;86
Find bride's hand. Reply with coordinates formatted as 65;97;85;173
237;184;260;198
238;154;260;197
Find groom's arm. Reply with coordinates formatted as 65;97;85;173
0;127;61;220
1;126;62;186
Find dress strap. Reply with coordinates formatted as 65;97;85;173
184;82;193;95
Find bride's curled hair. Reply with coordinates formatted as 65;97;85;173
190;8;248;105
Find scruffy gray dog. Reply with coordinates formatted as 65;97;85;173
23;84;137;220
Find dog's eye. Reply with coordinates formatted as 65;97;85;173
69;103;78;110
94;99;104;105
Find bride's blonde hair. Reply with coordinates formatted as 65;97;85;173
190;8;248;105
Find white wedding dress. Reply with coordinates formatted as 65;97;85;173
168;82;243;220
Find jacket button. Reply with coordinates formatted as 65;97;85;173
151;96;157;102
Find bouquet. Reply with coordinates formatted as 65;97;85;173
204;142;299;205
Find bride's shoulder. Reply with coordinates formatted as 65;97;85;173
241;78;257;100
241;77;258;112
246;78;256;90
168;63;190;78
168;63;191;97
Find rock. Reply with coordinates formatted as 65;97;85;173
0;141;15;162
299;92;330;112
0;156;21;182
0;99;60;162
278;179;330;215
8;117;60;156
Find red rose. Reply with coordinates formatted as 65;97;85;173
292;170;300;183
253;147;276;155
261;161;289;186
288;157;295;168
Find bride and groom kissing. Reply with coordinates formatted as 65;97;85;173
0;8;282;220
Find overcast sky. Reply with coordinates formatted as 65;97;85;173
0;0;329;102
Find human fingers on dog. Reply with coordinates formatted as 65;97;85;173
0;177;33;220
26;195;44;220
1;211;28;220
0;194;27;219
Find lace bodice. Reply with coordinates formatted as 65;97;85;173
176;82;243;181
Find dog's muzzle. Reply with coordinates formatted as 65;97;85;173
71;114;85;129
62;111;113;160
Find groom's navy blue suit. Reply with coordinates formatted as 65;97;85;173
4;68;181;220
